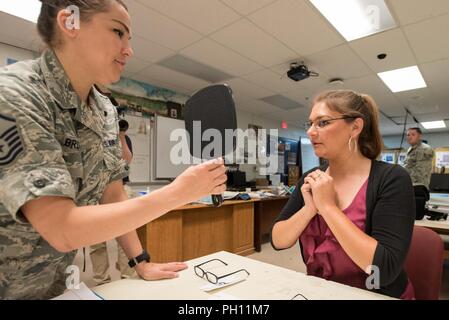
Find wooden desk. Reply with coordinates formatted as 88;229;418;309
254;197;289;252
94;251;394;300
137;200;256;263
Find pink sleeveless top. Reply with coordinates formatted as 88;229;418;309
299;179;415;299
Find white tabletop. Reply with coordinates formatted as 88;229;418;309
93;251;394;300
415;217;449;233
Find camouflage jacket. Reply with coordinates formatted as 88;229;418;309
404;142;434;188
0;50;128;299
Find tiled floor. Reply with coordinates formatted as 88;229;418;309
74;241;449;300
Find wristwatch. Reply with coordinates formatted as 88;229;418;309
128;250;151;268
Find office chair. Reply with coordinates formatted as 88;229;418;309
404;226;444;300
414;185;429;220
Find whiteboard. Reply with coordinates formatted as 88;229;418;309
300;137;320;173
122;114;151;183
154;115;191;180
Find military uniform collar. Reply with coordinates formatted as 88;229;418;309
40;49;83;110
412;142;422;149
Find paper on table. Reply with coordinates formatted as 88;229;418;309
223;191;239;199
208;292;239;300
199;275;247;292
52;282;103;300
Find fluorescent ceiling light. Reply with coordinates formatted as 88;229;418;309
421;121;446;129
309;0;396;41
377;66;427;93
0;0;41;23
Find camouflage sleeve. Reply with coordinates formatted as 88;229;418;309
414;147;434;167
102;106;129;185
104;146;129;184
421;147;434;161
0;86;75;223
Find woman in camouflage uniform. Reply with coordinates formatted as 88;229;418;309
0;0;227;299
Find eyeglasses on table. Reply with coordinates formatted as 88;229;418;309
194;258;250;284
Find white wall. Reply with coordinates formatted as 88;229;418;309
383;131;449;149
0;43;36;67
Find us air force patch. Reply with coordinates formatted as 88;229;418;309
0;114;24;166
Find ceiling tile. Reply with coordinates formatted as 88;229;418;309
223;77;275;100
306;44;372;80
220;0;277;16
138;0;241;35
238;99;284;115
403;13;449;63
248;0;344;56
123;57;153;75
349;28;417;73
282;88;315;108
181;38;264;76
136;64;211;92
420;58;449;90
260;94;304;110
127;1;202;51
210;19;297;67
157;54;233;82
388;0;449;26
343;75;391;96
130;35;175;63
242;69;306;93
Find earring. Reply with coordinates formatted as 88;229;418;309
348;137;358;153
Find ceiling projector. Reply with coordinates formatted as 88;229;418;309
287;62;319;82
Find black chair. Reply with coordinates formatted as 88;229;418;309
414;185;429;220
429;173;449;193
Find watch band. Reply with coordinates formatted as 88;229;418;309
128;250;151;268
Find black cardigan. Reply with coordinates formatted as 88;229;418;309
271;160;415;298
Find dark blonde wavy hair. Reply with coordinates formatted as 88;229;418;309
313;90;384;160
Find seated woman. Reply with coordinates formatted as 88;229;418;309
271;90;415;299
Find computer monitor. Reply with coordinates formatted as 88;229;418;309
227;171;246;189
429;174;449;193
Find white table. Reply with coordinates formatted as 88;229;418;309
415;217;449;236
93;251;394;300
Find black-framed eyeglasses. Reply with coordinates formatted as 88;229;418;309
304;116;357;131
194;259;250;284
291;293;309;300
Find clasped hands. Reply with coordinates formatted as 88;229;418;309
301;169;338;216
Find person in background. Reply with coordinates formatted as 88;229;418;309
0;0;227;299
404;127;434;187
89;119;137;284
404;127;435;219
271;90;415;299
